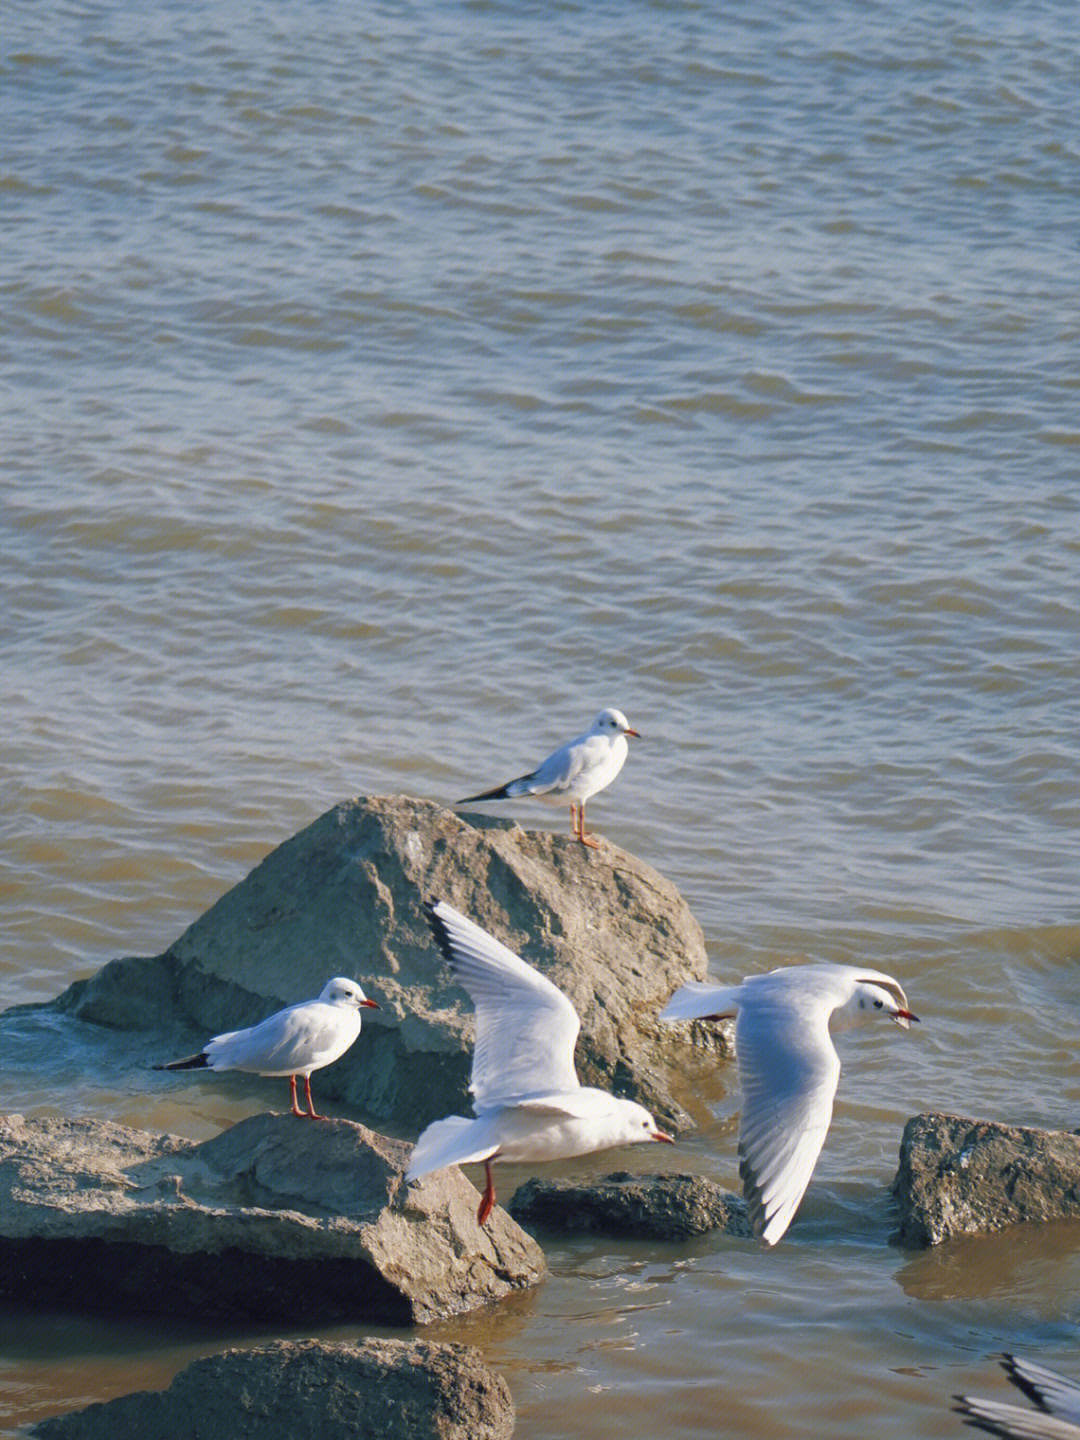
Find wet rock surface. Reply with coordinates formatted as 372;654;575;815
44;795;709;1131
509;1170;751;1240
0;1112;544;1324
891;1111;1080;1246
29;1337;515;1440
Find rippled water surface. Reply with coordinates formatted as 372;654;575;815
3;1;1079;1435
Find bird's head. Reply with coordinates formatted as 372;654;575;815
593;707;641;739
321;977;381;1010
612;1097;675;1147
841;979;919;1031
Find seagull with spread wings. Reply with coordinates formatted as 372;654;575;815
661;963;918;1245
406;899;674;1224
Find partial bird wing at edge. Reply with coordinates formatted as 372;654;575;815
954;1395;1080;1439
1004;1357;1080;1427
426;900;581;1109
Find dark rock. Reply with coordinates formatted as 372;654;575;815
44;795;708;1131
0;1112;544;1324
508;1170;751;1240
891;1112;1080;1246
29;1337;514;1440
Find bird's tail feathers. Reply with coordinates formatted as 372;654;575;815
405;1116;497;1181
660;981;741;1024
154;1051;210;1072
457;772;538;805
456;783;513;804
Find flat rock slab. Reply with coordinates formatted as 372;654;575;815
45;795;709;1131
891;1111;1080;1246
509;1171;751;1240
0;1112;544;1324
29;1337;515;1440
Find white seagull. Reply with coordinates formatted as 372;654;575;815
155;977;380;1118
661;963;918;1245
406;899;674;1225
456;707;640;848
955;1354;1080;1439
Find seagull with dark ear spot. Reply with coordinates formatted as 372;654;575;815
456;707;640;848
662;962;919;1245
155;977;380;1119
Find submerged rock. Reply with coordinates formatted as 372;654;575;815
47;795;708;1131
891;1112;1080;1246
0;1112;544;1324
509;1170;750;1240
29;1337;515;1440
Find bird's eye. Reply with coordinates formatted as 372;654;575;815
873;999;883;1009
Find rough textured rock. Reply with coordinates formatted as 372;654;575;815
29;1337;515;1440
509;1170;750;1240
0;1112;544;1323
891;1112;1080;1246
46;795;709;1130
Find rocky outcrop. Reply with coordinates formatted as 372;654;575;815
891;1112;1080;1246
29;1338;515;1440
0;1112;544;1324
509;1171;750;1240
45;796;708;1130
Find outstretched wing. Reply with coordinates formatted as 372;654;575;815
735;994;841;1246
425;900;581;1110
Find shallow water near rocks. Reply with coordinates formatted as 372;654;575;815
3;0;1079;1435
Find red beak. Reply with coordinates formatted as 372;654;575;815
625;728;641;738
651;1130;675;1144
360;999;381;1009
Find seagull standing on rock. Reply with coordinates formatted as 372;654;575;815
456;707;640;848
154;977;380;1118
406;900;674;1226
661;963;919;1245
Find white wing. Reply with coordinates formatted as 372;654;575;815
205;1001;354;1075
426;900;581;1109
517;731;594;796
734;993;841;1245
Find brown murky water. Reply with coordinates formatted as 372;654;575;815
3;1;1079;1434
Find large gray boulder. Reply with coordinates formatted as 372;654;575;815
48;796;708;1130
0;1112;544;1324
29;1337;515;1440
891;1112;1080;1246
509;1170;750;1240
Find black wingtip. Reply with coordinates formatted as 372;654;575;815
456;784;512;805
155;1052;210;1072
423;898;456;969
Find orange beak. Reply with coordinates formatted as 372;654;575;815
651;1130;675;1144
625;728;641;738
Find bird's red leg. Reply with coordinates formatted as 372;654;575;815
568;802;578;838
289;1074;307;1117
477;1158;497;1226
303;1074;327;1120
576;801;600;849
